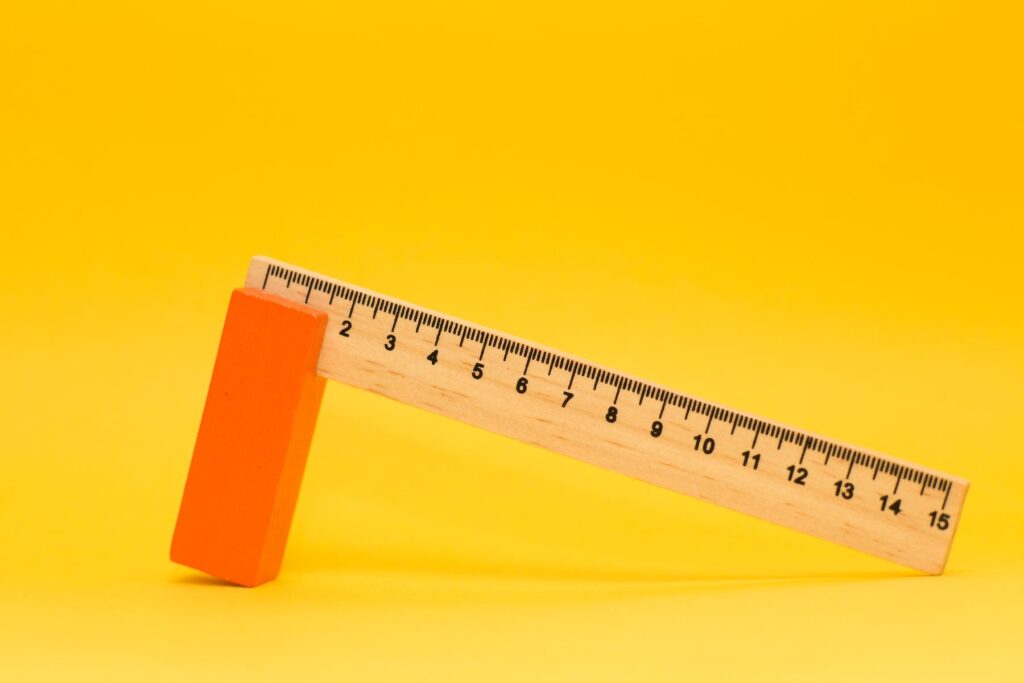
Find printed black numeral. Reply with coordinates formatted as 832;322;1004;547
426;349;439;365
741;450;760;469
516;377;529;394
650;420;663;438
928;511;950;530
339;320;352;337
833;480;855;499
384;334;396;351
562;391;574;407
879;495;902;515
693;435;715;455
786;465;808;485
605;406;618;423
472;362;485;380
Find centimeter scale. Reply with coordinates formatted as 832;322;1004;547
171;256;968;586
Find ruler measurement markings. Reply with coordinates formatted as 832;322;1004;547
246;257;967;573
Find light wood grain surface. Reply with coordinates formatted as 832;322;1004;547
246;256;968;574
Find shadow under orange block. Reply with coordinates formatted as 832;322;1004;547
171;288;327;587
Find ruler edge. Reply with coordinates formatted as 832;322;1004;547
247;255;971;572
249;255;969;489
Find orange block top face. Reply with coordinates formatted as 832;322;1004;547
171;288;327;586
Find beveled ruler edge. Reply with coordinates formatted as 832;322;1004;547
245;255;969;574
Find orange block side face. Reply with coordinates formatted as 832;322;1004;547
171;288;327;587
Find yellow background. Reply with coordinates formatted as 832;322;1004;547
2;1;1022;680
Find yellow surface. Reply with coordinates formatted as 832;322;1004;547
1;2;1022;680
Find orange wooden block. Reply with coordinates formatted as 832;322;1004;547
171;288;327;586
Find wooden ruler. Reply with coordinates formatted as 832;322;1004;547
246;256;968;574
